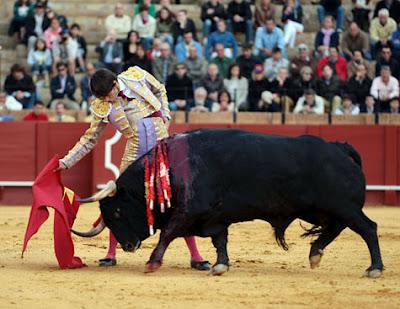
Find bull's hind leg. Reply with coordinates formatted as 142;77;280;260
209;228;229;276
308;223;345;269
341;210;384;278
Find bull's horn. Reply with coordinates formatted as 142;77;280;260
71;219;106;237
78;180;117;203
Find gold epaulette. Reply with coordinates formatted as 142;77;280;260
120;66;146;81
90;98;112;118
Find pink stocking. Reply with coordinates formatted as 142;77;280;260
184;236;204;262
105;230;118;259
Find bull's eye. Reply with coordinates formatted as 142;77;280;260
114;208;121;220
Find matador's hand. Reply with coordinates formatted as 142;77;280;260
54;160;68;172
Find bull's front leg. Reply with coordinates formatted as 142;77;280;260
145;229;177;273
210;228;229;276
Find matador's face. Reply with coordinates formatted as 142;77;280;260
104;81;120;103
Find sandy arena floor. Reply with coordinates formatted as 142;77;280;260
0;205;399;308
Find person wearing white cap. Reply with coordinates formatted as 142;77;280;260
370;8;397;55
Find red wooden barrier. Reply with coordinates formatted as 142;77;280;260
0;123;398;205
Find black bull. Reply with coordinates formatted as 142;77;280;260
77;129;384;277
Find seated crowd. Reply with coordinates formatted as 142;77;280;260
2;0;400;123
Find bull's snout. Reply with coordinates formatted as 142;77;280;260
122;240;141;252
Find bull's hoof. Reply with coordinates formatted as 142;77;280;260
209;264;229;276
144;261;162;273
363;269;382;278
309;250;324;269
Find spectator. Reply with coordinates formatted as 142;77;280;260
4;64;35;109
248;64;270;111
223;63;248;110
95;29;124;74
254;0;276;29
373;0;400;24
27;38;52;83
189;87;214;112
334;95;360;115
171;10;197;45
0;104;15;122
126;44;153;73
123;31;141;68
23;101;48;121
370;8;397;55
389;97;400;113
227;0;253;43
205;20;239;61
0;91;23;111
347;50;372;79
8;0;34;41
316;64;343;112
370;65;399;112
317;0;345;32
80;62;96;109
49;101;76;122
148;37;162;60
267;67;295;112
236;43;261;80
392;21;400;58
293;89;325;114
52;32;79;75
292;66;317;102
213;90;235;112
360;95;377;113
352;0;371;32
199;63;225;102
184;46;208;88
45;8;68;32
166;63;193;111
156;6;174;47
152;43;177;83
255;18;285;60
264;47;289;82
346;63;372;105
341;22;370;60
210;43;234;78
282;0;304;48
25;2;50;50
134;0;156;17
375;46;400;79
290;44;317;79
70;23;87;72
315;16;340;58
43;17;62;49
201;0;226;40
50;62;79;110
157;0;176;18
105;2;131;41
175;31;203;63
132;5;157;50
317;46;348;81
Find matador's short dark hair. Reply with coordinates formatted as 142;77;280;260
90;68;117;98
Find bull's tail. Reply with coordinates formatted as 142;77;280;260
331;141;362;168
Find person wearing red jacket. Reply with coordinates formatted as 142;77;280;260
23;101;49;121
316;46;348;81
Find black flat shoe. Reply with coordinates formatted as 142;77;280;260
99;258;117;267
190;260;211;271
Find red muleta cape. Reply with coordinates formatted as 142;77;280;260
22;155;86;269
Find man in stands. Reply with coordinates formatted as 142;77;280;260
210;43;234;78
105;2;131;41
4;64;36;109
226;0;253;43
171;10;197;46
290;44;317;80
236;43;261;80
25;2;50;50
95;29;124;74
373;0;400;24
175;31;203;63
132;5;157;50
23;101;48;121
375;46;400;79
254;18;285;60
50;62;79;110
317;47;348;81
346;63;372;106
49;101;76;122
199;63;224;102
341;22;371;60
370;8;397;55
360;95;377;114
370;65;399;112
152;43;177;83
184;46;208;88
205;20;238;61
201;0;226;40
316;64;343;112
293;89;325;114
166;63;194;111
264;47;289;82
